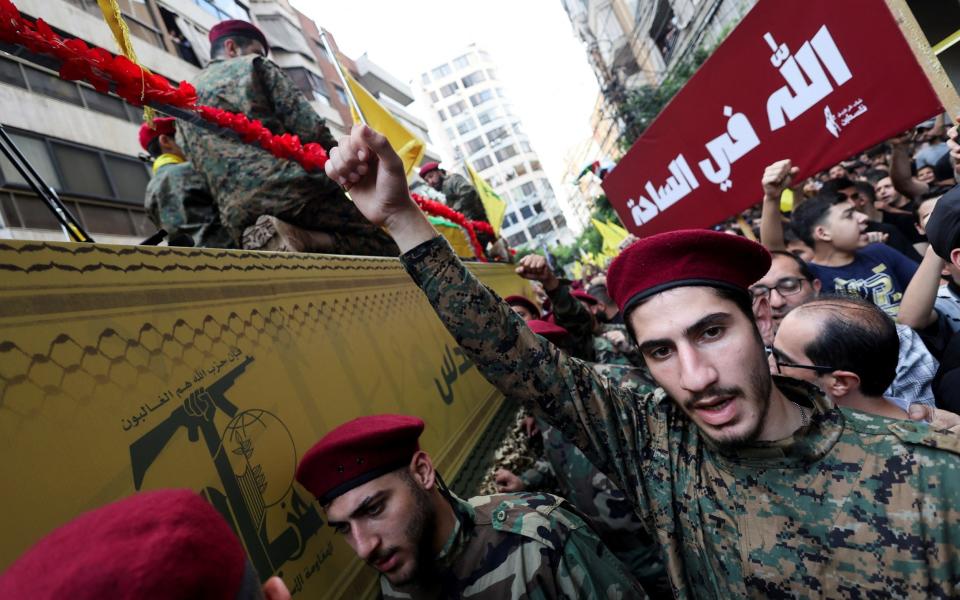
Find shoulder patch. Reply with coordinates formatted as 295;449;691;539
887;421;960;457
470;493;585;549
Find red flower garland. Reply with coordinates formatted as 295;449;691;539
411;193;486;261
0;0;493;259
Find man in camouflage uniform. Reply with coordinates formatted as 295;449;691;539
419;162;489;225
325;125;960;598
178;20;398;256
295;414;644;599
140;118;232;248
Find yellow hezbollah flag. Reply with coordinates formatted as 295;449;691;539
346;73;425;177
466;163;507;236
591;218;629;257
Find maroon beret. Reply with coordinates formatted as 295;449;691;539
607;229;771;315
505;294;540;318
138;117;176;151
0;489;248;600
297;414;424;505
419;162;441;178
571;290;599;305
527;319;571;345
209;19;268;51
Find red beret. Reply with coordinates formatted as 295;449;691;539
419;162;441;178
505;294;540;318
209;19;268;51
138;117;176;151
571;290;599;305
607;229;771;315
527;319;571;345
0;490;248;600
297;414;424;505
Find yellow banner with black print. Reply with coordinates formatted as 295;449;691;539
0;241;529;598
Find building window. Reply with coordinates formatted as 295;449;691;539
439;82;459;98
529;160;542;172
470;89;493;106
430;91;439;103
63;0;165;47
285;67;331;105
465;137;485;154
334;86;348;106
520;182;536;197
514;163;527;177
554;215;566;229
421;73;430;85
461;71;486;88
486;68;497;80
456;118;477;135
533;202;544;213
520;141;532;152
0;55;140;124
520;205;534;219
0;128;150;206
476;107;499;125
529;219;554;237
495;145;518;162
437;109;447;122
192;0;248;21
447;100;466;117
486;125;508;144
496;88;506;98
453;54;471;69
507;231;528;246
474;155;494;171
431;63;452;79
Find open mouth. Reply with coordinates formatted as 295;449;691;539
692;396;738;426
373;551;399;573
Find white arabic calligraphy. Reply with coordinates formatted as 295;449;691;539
697;106;761;192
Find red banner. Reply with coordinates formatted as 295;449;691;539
602;0;943;237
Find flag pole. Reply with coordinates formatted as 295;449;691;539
320;30;366;126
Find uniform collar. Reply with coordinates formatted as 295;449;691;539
705;376;845;471
152;153;184;174
435;491;473;566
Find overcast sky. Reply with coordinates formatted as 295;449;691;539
292;0;601;193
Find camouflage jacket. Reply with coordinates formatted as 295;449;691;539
594;324;644;367
442;173;488;224
178;56;359;240
144;160;233;248
521;417;665;586
379;491;646;599
401;236;960;599
547;283;595;362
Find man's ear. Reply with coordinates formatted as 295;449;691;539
262;576;291;600
752;294;774;347
951;248;960;271
409;450;436;491
812;278;822;295
824;370;860;399
814;224;831;243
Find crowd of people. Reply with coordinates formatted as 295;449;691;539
8;14;960;600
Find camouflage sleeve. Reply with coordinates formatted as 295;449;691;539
445;174;480;207
552;509;648;599
549;283;596;362
255;58;338;151
520;457;556;491
401;236;657;519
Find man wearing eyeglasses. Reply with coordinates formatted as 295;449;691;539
751;250;937;409
177;20;399;256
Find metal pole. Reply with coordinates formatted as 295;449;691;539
319;30;366;126
0;124;92;242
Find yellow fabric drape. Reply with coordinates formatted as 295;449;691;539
96;0;155;124
466;163;506;236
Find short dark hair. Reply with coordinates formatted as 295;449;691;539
853;181;877;204
821;177;855;197
864;169;889;185
769;250;816;282
790;195;837;247
586;284;615;307
146;137;162;158
799;297;899;396
210;34;260;58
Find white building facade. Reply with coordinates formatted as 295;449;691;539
416;44;575;249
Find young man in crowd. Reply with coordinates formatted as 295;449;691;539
295;414;643;599
0;489;291;599
760;160;920;316
324;124;960;598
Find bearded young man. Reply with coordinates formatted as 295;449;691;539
295;414;643;599
323;124;960;598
